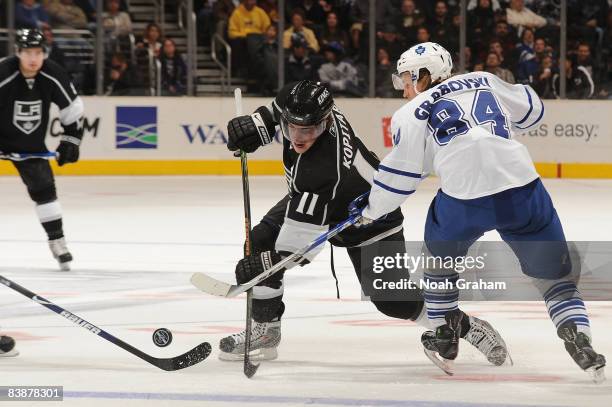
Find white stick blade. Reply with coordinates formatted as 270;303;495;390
190;273;232;297
234;88;243;116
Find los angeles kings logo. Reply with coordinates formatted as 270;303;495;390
13;100;42;134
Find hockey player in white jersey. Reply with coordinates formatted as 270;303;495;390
350;42;606;381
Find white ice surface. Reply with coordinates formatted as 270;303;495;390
1;176;611;407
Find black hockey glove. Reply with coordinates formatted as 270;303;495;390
56;136;81;166
227;106;276;153
235;250;283;285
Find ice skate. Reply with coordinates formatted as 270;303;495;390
557;322;606;383
0;335;19;358
219;320;280;361
463;315;511;366
49;237;72;271
421;309;466;375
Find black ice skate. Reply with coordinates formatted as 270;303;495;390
0;335;19;358
557;321;606;383
49;237;73;271
219;320;281;361
421;309;466;375
463;315;512;366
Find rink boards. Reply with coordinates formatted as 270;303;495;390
0;97;610;178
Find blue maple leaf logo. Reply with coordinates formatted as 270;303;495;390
415;45;426;55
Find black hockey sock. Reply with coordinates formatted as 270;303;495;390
42;219;64;240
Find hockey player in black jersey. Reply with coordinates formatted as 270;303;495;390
0;29;84;272
218;80;509;367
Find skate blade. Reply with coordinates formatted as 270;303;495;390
0;349;19;358
587;365;606;384
59;262;71;271
218;347;278;362
424;348;454;376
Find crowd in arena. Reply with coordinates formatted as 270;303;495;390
6;0;611;98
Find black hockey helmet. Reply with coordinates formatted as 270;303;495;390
15;28;46;50
282;81;333;127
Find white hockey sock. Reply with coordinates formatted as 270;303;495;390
35;201;62;224
424;271;459;328
542;279;592;341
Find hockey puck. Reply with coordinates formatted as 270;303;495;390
152;328;173;347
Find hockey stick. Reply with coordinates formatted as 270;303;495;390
0;275;211;371
234;88;260;378
191;213;361;297
0;152;56;161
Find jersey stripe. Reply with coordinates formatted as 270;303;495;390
373;179;415;195
378;164;421;179
0;71;19;89
515;96;545;130
39;71;74;105
514;86;533;125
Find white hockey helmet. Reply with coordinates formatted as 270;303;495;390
392;42;453;91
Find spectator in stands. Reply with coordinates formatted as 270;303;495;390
74;0;97;23
532;54;554;98
376;23;404;61
468;0;495;57
396;0;425;47
259;0;280;24
286;32;317;83
488;38;511;69
429;1;454;48
228;0;270;76
568;0;608;48
45;0;88;29
16;0;50;29
467;0;501;12
349;0;395;56
105;52;142;96
533;37;551;60
506;0;546;33
137;23;162;57
493;20;516;57
160;38;187;96
485;51;515;83
42;26;67;68
575;42;595;80
416;26;431;43
320;11;350;51
553;56;595;99
212;0;235;39
102;0;132;38
318;41;365;97
283;9;320;53
254;24;279;95
375;47;396;98
515;28;538;83
301;0;326;31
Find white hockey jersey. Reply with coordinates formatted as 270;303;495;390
363;71;544;221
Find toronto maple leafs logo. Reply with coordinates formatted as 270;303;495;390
415;45;426;55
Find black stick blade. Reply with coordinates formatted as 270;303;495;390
244;359;260;378
155;342;212;371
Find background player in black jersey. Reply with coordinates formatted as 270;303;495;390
217;80;509;366
0;29;83;272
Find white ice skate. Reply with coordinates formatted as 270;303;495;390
0;335;19;358
218;320;280;361
49;237;73;271
463;315;512;366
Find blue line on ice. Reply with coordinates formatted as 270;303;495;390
63;391;569;407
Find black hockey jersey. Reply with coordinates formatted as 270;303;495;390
0;56;83;153
264;84;404;259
